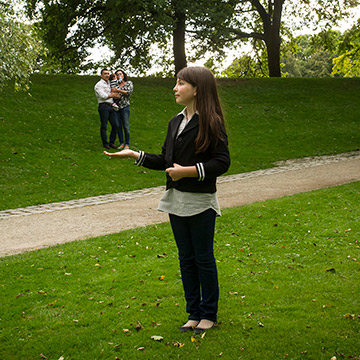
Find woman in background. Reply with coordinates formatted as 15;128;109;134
114;69;133;149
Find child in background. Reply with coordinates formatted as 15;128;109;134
109;73;119;111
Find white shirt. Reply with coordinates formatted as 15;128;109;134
158;188;221;217
94;79;113;104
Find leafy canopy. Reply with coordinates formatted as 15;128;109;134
332;19;360;77
0;1;40;91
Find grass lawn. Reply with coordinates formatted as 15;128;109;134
1;182;359;360
0;76;359;210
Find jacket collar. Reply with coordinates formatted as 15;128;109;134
171;109;199;139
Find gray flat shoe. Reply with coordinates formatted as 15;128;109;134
193;321;216;334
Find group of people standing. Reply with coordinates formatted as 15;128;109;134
94;69;133;149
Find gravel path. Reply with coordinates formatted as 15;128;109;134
1;151;359;257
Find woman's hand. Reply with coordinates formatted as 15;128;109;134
104;149;139;160
165;163;198;181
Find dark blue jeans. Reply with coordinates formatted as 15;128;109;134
98;103;117;146
117;106;130;146
169;209;219;322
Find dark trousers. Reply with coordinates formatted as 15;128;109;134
98;103;117;146
169;209;219;322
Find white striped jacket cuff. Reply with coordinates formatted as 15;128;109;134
196;162;205;181
135;151;145;166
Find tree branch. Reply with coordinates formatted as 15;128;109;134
231;28;265;41
250;0;268;24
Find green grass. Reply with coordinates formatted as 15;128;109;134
1;182;359;359
0;76;359;210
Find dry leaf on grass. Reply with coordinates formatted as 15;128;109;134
151;335;163;341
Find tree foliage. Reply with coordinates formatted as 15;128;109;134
0;1;40;91
224;25;360;78
195;0;360;77
281;32;341;77
25;0;232;75
332;20;360;77
23;0;360;76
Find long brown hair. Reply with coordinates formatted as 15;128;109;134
177;66;225;153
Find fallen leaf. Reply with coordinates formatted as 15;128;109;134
137;347;145;351
40;354;47;359
159;275;165;280
135;321;143;331
322;304;333;308
151;335;163;341
173;341;184;348
344;313;355;320
191;336;196;343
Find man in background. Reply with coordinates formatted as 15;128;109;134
94;69;120;149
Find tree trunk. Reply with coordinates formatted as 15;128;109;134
253;0;283;77
265;0;284;77
265;31;282;77
173;10;187;76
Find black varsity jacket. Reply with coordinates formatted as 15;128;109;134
136;113;230;194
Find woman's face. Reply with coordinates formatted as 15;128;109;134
116;71;124;80
173;78;196;107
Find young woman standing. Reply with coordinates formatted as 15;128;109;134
104;66;230;333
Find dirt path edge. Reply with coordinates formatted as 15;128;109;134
1;152;359;257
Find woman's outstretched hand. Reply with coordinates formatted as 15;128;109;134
104;149;139;159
